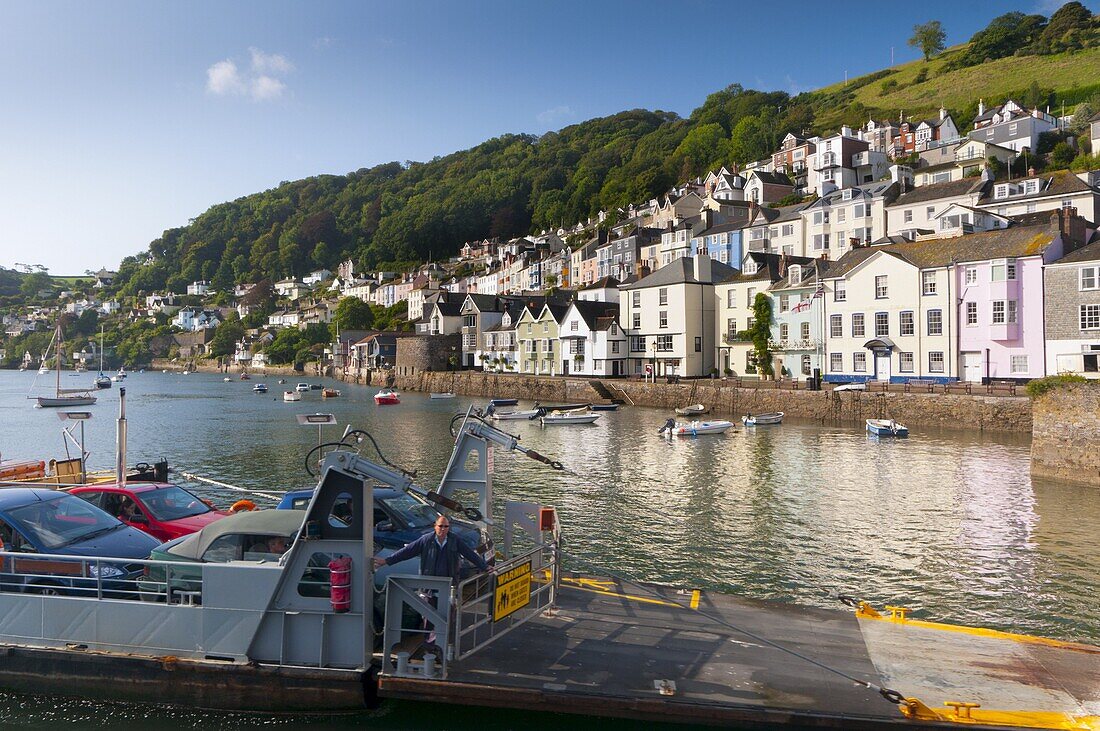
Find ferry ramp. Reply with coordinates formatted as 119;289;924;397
378;578;1100;730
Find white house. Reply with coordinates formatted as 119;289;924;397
187;281;209;296
558;300;626;377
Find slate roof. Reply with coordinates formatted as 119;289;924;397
581;276;621;291
622;257;739;289
569;300;619;330
989;170;1097;203
463;294;504;312
888;177;990;207
823;215;1066;279
769;260;835;292
1051;235;1100;265
749;171;794;186
699;220;752;237
720;252;815;285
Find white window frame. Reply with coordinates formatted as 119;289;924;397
927;309;942;336
800;322;810;340
834;280;846;301
829;352;843;372
922;271;937;296
965;267;977;285
1080;266;1099;291
853;352;866;372
830;315;842;338
852;313;865;338
966;301;978;326
900;311;914;336
899;352;914;373
1010;355;1028;374
928;352;945;373
1081;304;1100;330
875;275;888;299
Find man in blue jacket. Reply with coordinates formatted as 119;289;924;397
372;515;488;580
372;515;487;650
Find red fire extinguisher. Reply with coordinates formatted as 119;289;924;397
329;556;352;613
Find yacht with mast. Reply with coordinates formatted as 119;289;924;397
33;324;97;408
94;325;112;389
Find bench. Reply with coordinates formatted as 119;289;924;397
665;375;681;385
987;380;1018;396
904;379;936;393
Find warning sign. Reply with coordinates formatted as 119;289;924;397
492;560;532;622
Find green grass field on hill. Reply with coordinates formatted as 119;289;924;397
812;44;1100;130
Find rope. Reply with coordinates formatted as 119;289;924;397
172;470;281;501
555;547;905;707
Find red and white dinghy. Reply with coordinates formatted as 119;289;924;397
374;388;400;405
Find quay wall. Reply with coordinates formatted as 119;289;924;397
351;370;1034;433
150;359;318;377
1031;383;1100;487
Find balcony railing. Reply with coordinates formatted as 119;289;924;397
723;333;749;344
769;339;820;351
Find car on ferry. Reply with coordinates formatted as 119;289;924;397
276;487;495;569
0;488;160;596
136;510;415;616
295;383;311;392
69;483;232;542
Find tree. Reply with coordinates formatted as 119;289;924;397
331;297;375;332
208;315;245;358
1050;141;1076;168
909;20;946;61
20;271;53;299
739;293;774;377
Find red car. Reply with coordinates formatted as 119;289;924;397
69;483;231;542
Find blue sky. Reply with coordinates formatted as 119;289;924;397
0;0;1093;274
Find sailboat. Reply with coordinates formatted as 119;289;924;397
94;325;112;389
33;324;97;408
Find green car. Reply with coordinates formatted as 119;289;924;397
138;509;413;610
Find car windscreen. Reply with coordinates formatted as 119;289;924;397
138;485;210;521
379;494;439;529
9;495;122;550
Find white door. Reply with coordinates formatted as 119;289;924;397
962;351;982;382
875;353;891;381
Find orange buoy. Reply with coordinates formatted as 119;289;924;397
230;499;256;513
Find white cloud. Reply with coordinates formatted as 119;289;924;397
206;48;293;102
206;59;246;96
537;105;574;125
250;75;286;101
250;47;294;74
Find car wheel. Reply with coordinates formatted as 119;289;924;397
30;583;63;596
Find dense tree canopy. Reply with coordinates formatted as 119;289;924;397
909;20;946;61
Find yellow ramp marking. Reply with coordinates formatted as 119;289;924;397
690;590;701;610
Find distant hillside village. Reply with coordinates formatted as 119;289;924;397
5;99;1100;384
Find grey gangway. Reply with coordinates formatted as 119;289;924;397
379;408;563;680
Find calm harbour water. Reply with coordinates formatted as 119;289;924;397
0;370;1097;729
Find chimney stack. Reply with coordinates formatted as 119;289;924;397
978;99;985;116
940;106;948;121
693;253;712;283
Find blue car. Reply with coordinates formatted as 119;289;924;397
277;487;495;568
0;488;160;596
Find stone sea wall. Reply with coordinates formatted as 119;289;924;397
1031;383;1100;487
376;371;1034;433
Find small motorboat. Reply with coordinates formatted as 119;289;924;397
374;388;400;405
833;383;867;392
535;402;589;413
112;367;128;382
309;384;323;391
277;379;286;384
590;403;620;411
489;409;541;420
93;373;112;389
253;383;269;393
283;390;301;402
742;412;784;426
489;398;518;407
866;419;908;437
659;418;734;437
675;404;708;416
541;410;599;425
429;392;456;399
240;373;251;381
223;377;232;382
321;388;341;398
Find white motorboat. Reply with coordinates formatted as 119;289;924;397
659;418;734;436
283;390;301;402
833;383;867;392
429;392;456;399
675;404;708;416
490;409;541;420
866;419;909;437
540;411;600;425
295;383;311;392
374;388;400;405
742;412;784;426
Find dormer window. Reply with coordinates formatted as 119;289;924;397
995;184;1009;199
789;265;802;285
744;260;757;275
842;189;854;201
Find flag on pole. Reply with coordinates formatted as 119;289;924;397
791;300;811;313
812;286;825;299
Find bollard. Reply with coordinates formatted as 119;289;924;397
395;651;410;676
423;653;437;678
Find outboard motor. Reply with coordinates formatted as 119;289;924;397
658;418;676;435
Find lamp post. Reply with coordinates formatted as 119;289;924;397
57;410;93;484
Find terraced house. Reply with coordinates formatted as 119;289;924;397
1043;238;1100;379
515;300;568;376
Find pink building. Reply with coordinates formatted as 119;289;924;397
955;209;1090;382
